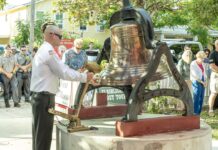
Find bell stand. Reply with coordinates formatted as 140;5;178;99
116;43;200;137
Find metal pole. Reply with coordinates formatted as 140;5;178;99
29;0;35;52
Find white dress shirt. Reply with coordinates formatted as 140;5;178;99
30;42;87;94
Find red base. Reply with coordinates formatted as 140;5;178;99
116;115;200;137
56;103;127;120
96;93;107;106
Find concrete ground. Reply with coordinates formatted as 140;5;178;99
0;99;56;150
0;98;217;150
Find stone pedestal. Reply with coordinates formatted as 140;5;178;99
56;114;212;150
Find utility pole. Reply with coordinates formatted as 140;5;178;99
29;0;35;52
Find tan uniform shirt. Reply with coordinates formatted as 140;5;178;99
0;54;17;73
30;42;87;94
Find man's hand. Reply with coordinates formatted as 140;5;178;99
78;68;86;73
86;72;94;82
6;72;13;79
203;81;207;88
21;66;27;72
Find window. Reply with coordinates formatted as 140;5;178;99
55;13;63;29
96;20;106;32
79;23;87;31
169;43;202;56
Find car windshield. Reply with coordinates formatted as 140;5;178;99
169;44;200;56
0;46;4;55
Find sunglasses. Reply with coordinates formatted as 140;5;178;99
54;33;62;40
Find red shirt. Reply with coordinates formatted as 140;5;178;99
197;63;204;75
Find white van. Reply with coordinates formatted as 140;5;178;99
165;40;203;56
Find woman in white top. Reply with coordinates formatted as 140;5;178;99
190;51;207;115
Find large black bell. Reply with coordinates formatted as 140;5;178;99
100;15;170;86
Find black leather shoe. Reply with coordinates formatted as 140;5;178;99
14;103;21;107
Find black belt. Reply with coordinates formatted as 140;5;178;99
17;71;30;73
32;91;55;96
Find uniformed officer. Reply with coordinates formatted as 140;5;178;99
15;45;32;102
30;22;94;150
0;44;20;108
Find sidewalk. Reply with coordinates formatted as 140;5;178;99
0;98;217;150
0;99;56;150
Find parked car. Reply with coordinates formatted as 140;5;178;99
0;45;5;55
86;49;99;62
164;40;203;57
0;45;5;96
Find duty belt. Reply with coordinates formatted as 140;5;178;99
32;91;55;96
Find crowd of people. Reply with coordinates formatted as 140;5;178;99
0;38;89;109
176;40;218;116
0;44;37;108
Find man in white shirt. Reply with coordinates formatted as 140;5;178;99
31;22;94;150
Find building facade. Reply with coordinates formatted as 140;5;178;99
0;0;110;45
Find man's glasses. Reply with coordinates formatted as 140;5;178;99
54;33;62;40
50;32;62;39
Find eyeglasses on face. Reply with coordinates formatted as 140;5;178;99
50;33;62;40
54;33;62;39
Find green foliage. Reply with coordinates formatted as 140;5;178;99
188;26;212;47
82;38;102;50
0;0;6;10
12;13;52;47
190;0;218;26
12;21;30;47
54;0;122;29
34;13;52;46
62;31;81;39
56;0;218;46
54;0;184;29
152;1;190;28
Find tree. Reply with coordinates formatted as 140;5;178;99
54;0;218;46
0;0;6;10
12;21;30;47
54;0;183;27
190;0;218;28
186;0;218;46
12;14;51;47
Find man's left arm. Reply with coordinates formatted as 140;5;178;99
24;62;32;70
21;56;32;72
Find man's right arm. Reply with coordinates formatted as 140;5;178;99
0;66;12;79
47;52;93;82
210;63;218;73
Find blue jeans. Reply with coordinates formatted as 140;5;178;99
192;80;205;115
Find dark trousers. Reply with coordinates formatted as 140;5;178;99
2;74;19;104
17;72;31;101
31;92;55;150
